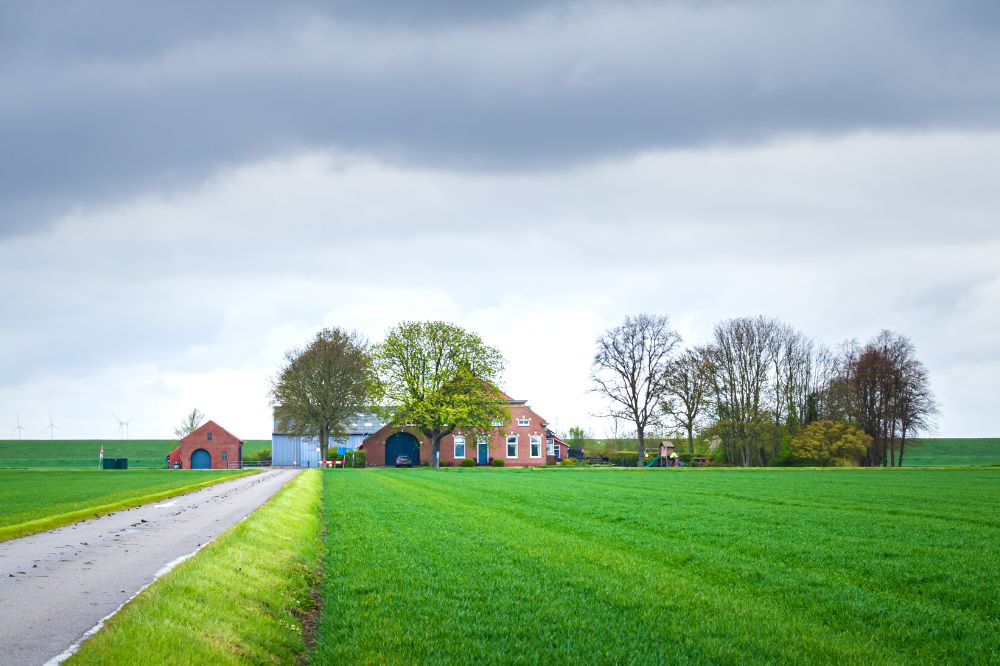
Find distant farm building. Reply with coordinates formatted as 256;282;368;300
271;408;385;467
167;420;244;470
361;393;565;467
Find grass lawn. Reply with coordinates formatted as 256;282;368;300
0;469;250;541
0;438;272;469
68;469;322;666
315;467;1000;664
904;438;1000;466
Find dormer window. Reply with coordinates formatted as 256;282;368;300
207;432;214;441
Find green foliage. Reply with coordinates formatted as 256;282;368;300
315;468;1000;664
345;449;367;468
173;408;205;439
790;420;871;466
0;470;248;541
69;470;323;666
559;457;576;466
372;321;509;468
489;458;505;467
244;447;272;463
461;457;476;467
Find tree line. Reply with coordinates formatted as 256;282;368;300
590;314;937;467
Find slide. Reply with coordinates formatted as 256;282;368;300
644;456;661;468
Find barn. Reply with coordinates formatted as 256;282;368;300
361;394;564;467
166;420;244;470
271;408;386;467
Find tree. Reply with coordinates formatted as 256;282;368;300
662;347;712;454
590;314;681;466
270;327;373;462
174;408;205;439
566;425;591;449
789;420;871;466
372;321;509;469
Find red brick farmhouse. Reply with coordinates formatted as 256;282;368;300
167;420;244;470
361;394;566;467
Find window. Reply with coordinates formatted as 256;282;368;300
546;438;554;455
554;444;561;457
517;417;530;427
530;435;542;458
506;435;518;458
454;435;466;459
491;419;504;427
207;432;213;441
222;451;228;461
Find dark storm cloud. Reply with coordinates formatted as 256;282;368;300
1;0;999;235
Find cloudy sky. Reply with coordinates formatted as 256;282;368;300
2;0;999;440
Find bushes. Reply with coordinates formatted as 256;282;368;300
245;447;272;463
489;459;505;467
461;458;476;467
345;450;366;468
559;458;576;466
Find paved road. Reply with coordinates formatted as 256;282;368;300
0;469;301;666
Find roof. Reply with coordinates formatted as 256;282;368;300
272;407;386;436
181;419;244;444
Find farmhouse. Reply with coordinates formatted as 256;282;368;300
361;394;566;467
271;408;385;467
166;420;244;470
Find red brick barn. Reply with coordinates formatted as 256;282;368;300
361;394;556;467
166;420;244;470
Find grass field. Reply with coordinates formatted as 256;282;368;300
0;438;271;469
315;467;1000;664
68;469;322;666
0;469;249;541
905;438;1000;466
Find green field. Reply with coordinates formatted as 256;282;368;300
316;468;1000;664
904;438;1000;466
69;470;321;666
0;469;249;541
0;438;271;469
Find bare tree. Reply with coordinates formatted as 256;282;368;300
174;408;205;439
270;327;374;462
662;347;712;454
591;314;682;466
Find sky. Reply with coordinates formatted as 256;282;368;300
2;0;999;440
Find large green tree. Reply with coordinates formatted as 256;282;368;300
789;419;871;466
270;327;373;461
372;321;509;469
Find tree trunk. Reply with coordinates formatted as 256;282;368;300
319;427;329;465
430;434;442;469
898;427;907;467
636;425;645;467
687;426;694;455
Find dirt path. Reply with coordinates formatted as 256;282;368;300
0;469;301;666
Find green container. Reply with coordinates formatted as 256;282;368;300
102;458;129;470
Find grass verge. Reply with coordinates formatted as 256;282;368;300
67;469;322;666
0;469;253;542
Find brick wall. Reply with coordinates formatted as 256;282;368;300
177;420;242;470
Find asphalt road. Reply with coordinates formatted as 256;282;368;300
0;468;301;666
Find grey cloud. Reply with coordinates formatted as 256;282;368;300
2;0;1000;235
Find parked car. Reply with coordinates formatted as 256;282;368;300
395;454;413;468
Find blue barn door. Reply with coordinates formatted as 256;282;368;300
384;432;420;466
477;441;489;465
191;449;211;469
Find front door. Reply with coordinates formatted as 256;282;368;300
191;449;211;469
477;441;489;465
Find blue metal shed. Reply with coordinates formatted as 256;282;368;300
271;408;385;467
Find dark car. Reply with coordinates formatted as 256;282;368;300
395;455;413;468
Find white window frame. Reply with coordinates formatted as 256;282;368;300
454;435;466;459
529;435;542;458
517;417;530;427
491;419;504;427
554;444;561;458
506;435;518;458
546;438;554;455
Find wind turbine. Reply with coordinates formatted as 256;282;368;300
44;414;60;440
113;414;132;440
11;413;27;440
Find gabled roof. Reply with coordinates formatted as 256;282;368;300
181;419;244;444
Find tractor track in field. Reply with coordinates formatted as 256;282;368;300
0;468;301;666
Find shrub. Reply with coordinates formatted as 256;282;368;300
489;458;505;467
461;457;476;467
790;420;871;466
245;447;272;463
345;449;366;468
677;452;694;464
559;458;576;466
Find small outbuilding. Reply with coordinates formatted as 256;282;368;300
167;420;244;470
